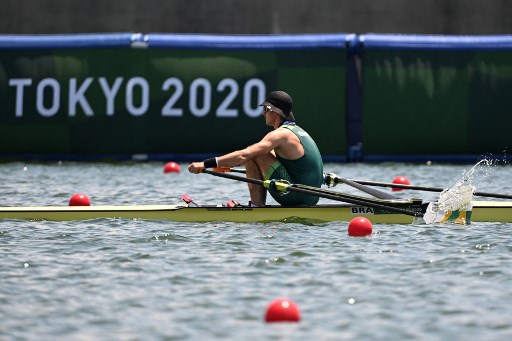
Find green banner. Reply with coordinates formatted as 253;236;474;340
0;47;347;158
361;49;512;156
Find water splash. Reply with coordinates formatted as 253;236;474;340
423;159;496;224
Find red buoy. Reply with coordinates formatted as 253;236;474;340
348;217;373;236
264;298;301;323
164;162;180;173
392;175;410;191
69;193;91;206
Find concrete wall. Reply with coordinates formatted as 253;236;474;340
1;0;512;35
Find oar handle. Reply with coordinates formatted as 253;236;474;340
212;167;247;174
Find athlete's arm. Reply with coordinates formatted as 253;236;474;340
216;129;287;167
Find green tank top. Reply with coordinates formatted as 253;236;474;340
277;124;324;188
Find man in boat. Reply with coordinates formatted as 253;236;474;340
188;90;324;207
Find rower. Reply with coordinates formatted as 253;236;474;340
188;90;324;207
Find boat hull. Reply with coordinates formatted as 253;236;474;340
0;201;510;223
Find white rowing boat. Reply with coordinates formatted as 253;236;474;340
0;200;510;223
2;168;509;224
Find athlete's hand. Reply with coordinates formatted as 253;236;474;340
188;162;205;174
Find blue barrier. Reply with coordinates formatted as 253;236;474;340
0;33;142;49
144;33;350;49
359;34;512;51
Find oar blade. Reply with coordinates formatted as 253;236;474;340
422;202;472;225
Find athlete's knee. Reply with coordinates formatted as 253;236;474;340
245;159;258;172
255;153;277;168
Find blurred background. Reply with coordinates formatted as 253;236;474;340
1;0;512;35
1;1;511;163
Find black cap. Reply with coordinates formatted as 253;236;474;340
260;91;296;121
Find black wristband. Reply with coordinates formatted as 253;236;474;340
203;157;218;168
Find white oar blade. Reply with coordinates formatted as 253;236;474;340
422;202;472;225
422;184;475;225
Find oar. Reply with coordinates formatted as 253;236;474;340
203;169;423;217
350;179;512;200
323;173;399;200
214;168;399;200
213;167;246;174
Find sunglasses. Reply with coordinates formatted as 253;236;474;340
262;105;272;112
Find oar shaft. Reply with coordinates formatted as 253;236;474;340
472;191;512;200
213;170;511;199
354;180;442;192
285;186;421;217
353;179;512;199
211;170;512;200
205;169;263;186
325;173;398;200
204;170;422;217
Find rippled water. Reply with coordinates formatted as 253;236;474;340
1;162;511;340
